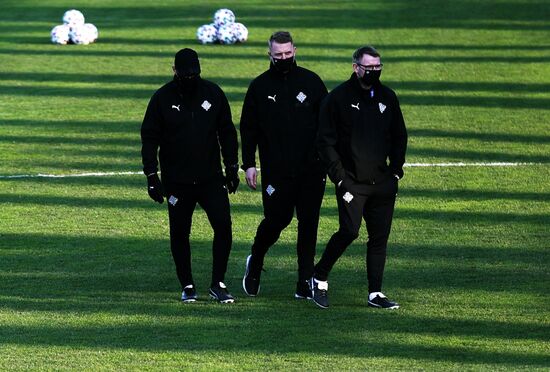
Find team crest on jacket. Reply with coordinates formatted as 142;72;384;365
379;102;386;113
296;91;307;103
201;100;212;111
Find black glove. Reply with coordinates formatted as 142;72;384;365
146;173;164;204
225;165;240;194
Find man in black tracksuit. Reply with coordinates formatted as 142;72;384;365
240;31;328;299
311;45;408;309
141;48;240;304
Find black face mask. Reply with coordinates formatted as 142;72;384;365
359;69;381;87
175;73;199;96
272;57;294;74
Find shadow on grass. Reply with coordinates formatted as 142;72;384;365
1;119;139;135
0;320;547;367
2;47;550;65
0;194;265;213
408;128;550;144
0;0;548;31
2;32;550;54
401;188;550;202
407;147;550;163
1;134;140;148
3;84;549;110
0;235;548;366
3;72;550;97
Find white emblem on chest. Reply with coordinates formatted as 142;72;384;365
379;102;386;113
201;100;212;111
172;104;180;111
351;102;360;111
267;94;276;102
296;92;307;103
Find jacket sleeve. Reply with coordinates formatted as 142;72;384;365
389;93;408;178
316;94;346;184
239;83;258;170
141;93;162;175
216;89;238;168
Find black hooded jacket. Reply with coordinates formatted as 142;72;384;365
240;63;328;181
141;77;238;185
317;73;408;185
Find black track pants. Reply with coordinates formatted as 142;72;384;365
315;177;397;293
249;175;326;282
166;179;232;289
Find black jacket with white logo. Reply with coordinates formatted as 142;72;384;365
240;64;328;181
141;77;238;185
317;74;408;185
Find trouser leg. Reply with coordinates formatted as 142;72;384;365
314;183;366;281
249;181;294;277
167;188;197;289
198;179;233;287
295;175;326;281
363;178;397;293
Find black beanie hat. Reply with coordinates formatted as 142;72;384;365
174;48;201;76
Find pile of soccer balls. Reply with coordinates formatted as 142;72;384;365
196;9;248;45
51;9;98;45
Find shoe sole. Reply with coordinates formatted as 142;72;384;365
209;293;234;304
182;298;197;303
294;293;312;300
312;298;329;309
368;301;399;309
242;255;259;296
309;278;328;308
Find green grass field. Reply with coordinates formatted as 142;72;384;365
1;0;549;370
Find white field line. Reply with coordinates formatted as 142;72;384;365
403;162;539;167
0;162;543;179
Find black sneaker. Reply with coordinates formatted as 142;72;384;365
310;277;329;309
181;284;197;303
209;282;235;304
294;280;312;299
242;255;260;296
368;292;399;309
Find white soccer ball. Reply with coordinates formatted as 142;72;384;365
83;23;98;43
213;8;235;27
51;24;71;45
62;9;85;27
217;24;236;45
232;23;248;43
69;24;92;45
196;24;218;44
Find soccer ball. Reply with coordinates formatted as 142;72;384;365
217;24;236;45
51;24;70;45
83;23;98;43
196;24;218;44
62;9;85;27
232;23;248;43
69;24;92;45
213;8;235;27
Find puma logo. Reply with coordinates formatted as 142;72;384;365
268;95;276;102
351;102;360;110
172;104;180;111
